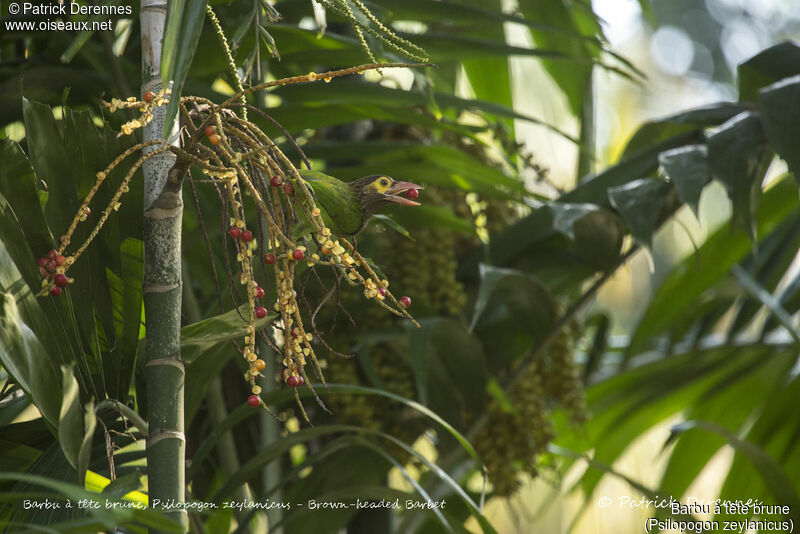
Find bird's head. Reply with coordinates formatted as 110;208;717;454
349;175;423;216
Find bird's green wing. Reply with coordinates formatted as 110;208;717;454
299;169;365;236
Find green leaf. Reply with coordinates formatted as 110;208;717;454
731;265;800;344
608;177;671;248
658;145;710;217
738;41;800;103
182;304;275;423
471;265;555;368
517;0;598;117
669;420;800;516
407;318;488;422
101;470;143;498
370;214;413;239
459;0;513;132
659;356;791;498
387;204;475;236
707;111;768;241
627;175;798;356
758;75;800;186
77;399;96;487
0;292;61;428
58;365;82;471
548;202;599;240
161;0;209;138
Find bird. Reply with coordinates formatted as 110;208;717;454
299;169;422;236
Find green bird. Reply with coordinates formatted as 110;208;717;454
299;169;422;236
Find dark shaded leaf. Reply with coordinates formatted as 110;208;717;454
57;365;82;471
608;178;671;247
659;145;710;217
738;41;800;103
758;75;800;185
707;111;768;241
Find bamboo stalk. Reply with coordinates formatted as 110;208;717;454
141;0;186;530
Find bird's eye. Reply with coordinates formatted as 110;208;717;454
380;178;389;187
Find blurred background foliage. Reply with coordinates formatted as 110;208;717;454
1;0;800;533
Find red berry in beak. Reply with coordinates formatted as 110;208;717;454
399;296;411;308
247;395;260;408
406;189;419;200
228;227;241;239
255;306;268;319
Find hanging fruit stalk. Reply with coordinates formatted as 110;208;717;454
36;62;432;421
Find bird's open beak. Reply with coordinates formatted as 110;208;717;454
386;181;423;206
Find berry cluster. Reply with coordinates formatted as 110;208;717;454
87;64;427;420
37;249;73;296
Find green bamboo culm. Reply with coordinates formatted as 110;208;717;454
141;0;186;530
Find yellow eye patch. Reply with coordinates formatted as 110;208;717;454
369;176;392;194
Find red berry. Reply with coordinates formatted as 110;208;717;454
45;259;56;272
378;287;387;297
290;328;299;339
228;227;241;239
47;249;58;260
37;257;48;267
247;395;260;408
255;286;264;298
55;255;66;266
400;296;411;308
50;286;62;296
143;91;154;103
39;266;48;277
406;188;420;200
263;253;276;265
205;125;216;137
255;306;268;319
270;176;282;187
208;133;221;146
282;183;294;195
241;229;253;242
286;375;302;388
54;274;68;287
291;249;304;261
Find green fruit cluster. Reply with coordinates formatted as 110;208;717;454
473;323;587;496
